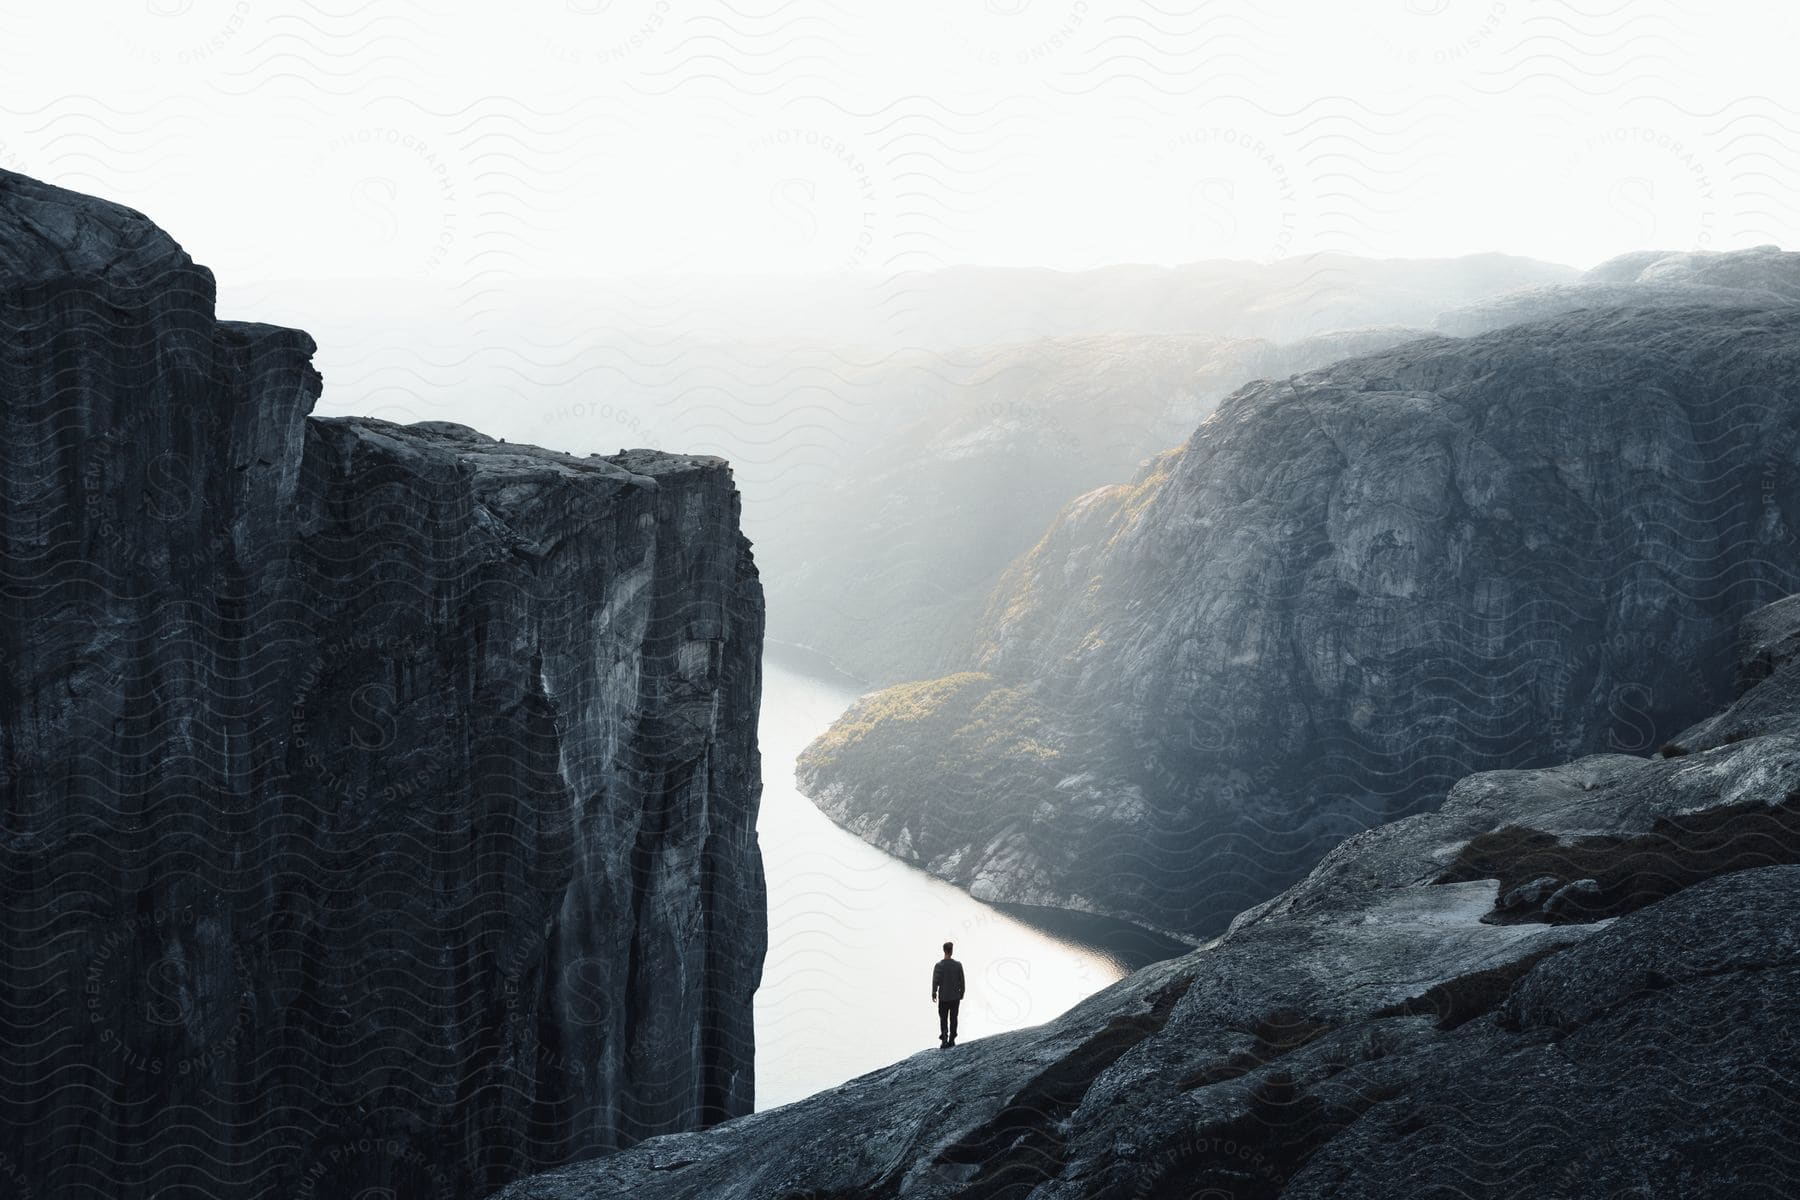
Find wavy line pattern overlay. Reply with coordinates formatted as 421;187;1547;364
3;4;1799;1199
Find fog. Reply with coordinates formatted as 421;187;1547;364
8;0;1797;879
4;0;1795;287
9;0;1794;687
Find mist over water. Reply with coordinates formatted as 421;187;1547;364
5;4;1799;1196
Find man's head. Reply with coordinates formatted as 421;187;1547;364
942;941;954;958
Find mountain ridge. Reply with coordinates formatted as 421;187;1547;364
800;296;1800;938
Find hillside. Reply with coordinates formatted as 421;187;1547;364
800;301;1800;938
500;592;1800;1199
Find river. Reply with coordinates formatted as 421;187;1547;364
753;644;1192;1110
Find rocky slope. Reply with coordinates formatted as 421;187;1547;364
761;326;1429;684
0;169;764;1200
1433;245;1800;335
263;258;1575;691
800;303;1800;939
742;249;1787;689
499;593;1800;1200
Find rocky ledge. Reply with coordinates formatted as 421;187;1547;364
500;593;1800;1199
0;169;764;1200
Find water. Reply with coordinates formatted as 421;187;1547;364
752;644;1192;1111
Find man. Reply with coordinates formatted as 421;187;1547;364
931;941;965;1048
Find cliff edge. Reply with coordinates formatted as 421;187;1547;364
0;169;765;1200
500;592;1800;1200
801;301;1800;939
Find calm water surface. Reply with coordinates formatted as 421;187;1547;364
753;644;1190;1110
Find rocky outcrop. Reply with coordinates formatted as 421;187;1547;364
230;257;1576;693
1433;245;1800;336
0;168;764;1200
498;594;1800;1200
762;326;1432;685
800;303;1800;939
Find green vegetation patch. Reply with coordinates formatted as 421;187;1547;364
800;673;1061;781
804;672;1000;759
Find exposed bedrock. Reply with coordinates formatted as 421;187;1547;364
801;302;1800;939
760;326;1437;687
499;593;1800;1200
0;169;764;1199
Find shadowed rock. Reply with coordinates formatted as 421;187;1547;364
800;301;1800;938
761;326;1442;686
497;594;1800;1200
0;169;764;1200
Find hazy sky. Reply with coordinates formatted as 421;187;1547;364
3;1;1795;282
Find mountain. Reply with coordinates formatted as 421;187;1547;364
0;169;763;1199
311;253;1565;350
229;256;1577;690
759;326;1431;684
498;592;1800;1200
799;302;1800;939
744;256;1579;686
710;252;1575;349
1434;245;1800;335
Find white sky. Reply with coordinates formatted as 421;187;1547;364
2;1;1797;282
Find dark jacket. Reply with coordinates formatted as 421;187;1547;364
932;958;966;1002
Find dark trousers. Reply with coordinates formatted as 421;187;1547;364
938;997;960;1040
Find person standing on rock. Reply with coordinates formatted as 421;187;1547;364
932;941;966;1048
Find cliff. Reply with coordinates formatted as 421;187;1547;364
0;168;764;1199
761;326;1431;684
499;592;1800;1200
800;302;1800;939
751;259;1586;690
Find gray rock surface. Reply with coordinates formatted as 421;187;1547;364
763;326;1436;685
250;256;1574;694
1433;245;1800;335
0;168;764;1199
497;595;1800;1200
800;303;1800;938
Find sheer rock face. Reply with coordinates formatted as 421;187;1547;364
762;326;1435;687
0;168;764;1200
800;303;1800;939
498;595;1800;1200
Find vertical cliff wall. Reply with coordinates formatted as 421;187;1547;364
499;594;1800;1200
800;298;1800;940
0;169;764;1199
